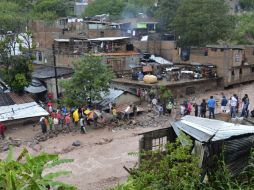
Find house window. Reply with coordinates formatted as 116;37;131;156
38;51;42;61
251;67;254;72
152;137;167;151
239;68;242;75
232;69;235;76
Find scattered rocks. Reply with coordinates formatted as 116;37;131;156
95;138;113;145
72;140;81;147
0;137;22;152
32;144;42;152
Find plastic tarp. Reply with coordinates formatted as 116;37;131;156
150;55;173;65
141;35;148;41
137;23;147;29
0;102;49;122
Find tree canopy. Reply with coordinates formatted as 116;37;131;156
240;0;254;11
172;0;234;47
0;1;26;32
155;0;181;32
59;55;114;107
83;0;125;19
0;33;34;93
231;13;254;44
33;0;70;20
0;0;72;22
83;0;156;19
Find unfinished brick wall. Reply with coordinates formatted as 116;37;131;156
132;41;178;61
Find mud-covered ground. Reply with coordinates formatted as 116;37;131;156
1;82;254;189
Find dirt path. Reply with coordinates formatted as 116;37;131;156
0;118;168;190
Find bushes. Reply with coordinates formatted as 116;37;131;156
112;135;254;190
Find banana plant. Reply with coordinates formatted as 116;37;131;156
0;146;76;190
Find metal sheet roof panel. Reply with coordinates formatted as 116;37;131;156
173;116;254;142
0;102;49;122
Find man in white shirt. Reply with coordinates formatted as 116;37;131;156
230;94;237;118
152;98;157;108
122;105;132;120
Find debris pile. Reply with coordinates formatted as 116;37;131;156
0;137;22;152
115;112;171;130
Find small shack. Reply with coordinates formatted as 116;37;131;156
0;93;48;126
139;116;254;177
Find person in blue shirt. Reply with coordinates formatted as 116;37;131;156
221;96;228;113
207;96;216;119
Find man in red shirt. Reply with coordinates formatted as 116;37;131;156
0;122;6;139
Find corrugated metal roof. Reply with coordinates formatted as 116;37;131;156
24;79;47;94
0;102;49;122
0;93;34;106
150;55;173;65
99;89;124;108
0;94;14;106
32;66;73;79
172;116;254;142
95;51;140;56
89;37;130;41
9;93;34;104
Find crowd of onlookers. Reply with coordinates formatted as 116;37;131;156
180;93;251;119
3;89;251;139
39;102;113;135
35;92;254;137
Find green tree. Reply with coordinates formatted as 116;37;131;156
0;1;26;32
60;55;114;107
83;0;125;19
172;0;234;47
0;36;33;93
112;133;201;190
84;0;156;19
231;13;254;44
33;0;69;20
240;0;254;11
11;73;29;93
155;0;182;32
159;86;173;103
0;147;76;190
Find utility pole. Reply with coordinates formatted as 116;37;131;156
52;42;59;99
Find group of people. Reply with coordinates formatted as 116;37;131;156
220;94;250;118
39;103;103;135
180;93;251;119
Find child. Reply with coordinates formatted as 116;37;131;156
53;117;59;131
48;116;53;130
65;114;71;130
